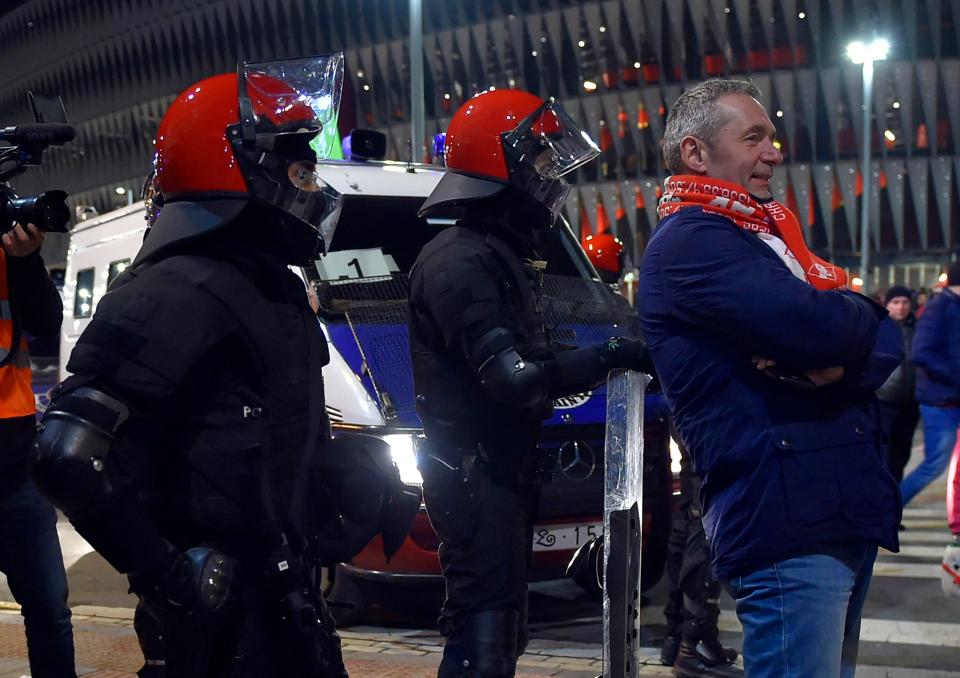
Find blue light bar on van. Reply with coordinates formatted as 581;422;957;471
432;132;446;164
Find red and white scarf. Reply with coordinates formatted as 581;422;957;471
658;175;847;291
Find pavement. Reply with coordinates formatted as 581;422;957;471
0;602;631;677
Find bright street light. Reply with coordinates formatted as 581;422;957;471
846;38;890;64
847;36;889;295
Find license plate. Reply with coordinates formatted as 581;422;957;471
532;522;601;552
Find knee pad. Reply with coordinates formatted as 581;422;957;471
439;610;521;678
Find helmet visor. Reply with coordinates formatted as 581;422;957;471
502;98;600;181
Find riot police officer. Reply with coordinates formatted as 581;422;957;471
409;89;653;678
661;435;742;677
32;56;352;677
581;232;624;285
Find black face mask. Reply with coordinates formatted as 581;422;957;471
466;186;555;230
509;189;556;231
460;189;555;258
233;202;325;266
272;214;325;265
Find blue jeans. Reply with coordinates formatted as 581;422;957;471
900;404;960;507
724;541;877;678
0;479;75;677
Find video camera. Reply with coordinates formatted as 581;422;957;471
0;92;75;236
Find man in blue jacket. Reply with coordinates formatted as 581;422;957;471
905;262;960;507
639;79;903;678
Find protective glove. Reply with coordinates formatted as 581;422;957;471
599;337;656;374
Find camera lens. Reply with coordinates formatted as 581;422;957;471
5;190;70;233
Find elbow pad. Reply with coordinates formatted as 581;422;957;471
33;385;178;577
477;347;550;408
33;386;129;517
469;327;550;408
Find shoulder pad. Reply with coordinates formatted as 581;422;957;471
67;261;239;399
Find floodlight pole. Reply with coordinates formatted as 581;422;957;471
859;58;874;295
409;0;425;164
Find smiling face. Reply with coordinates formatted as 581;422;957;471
680;93;783;199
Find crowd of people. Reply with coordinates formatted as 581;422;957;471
2;56;959;678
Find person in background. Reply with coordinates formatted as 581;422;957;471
660;432;741;677
904;262;960;508
947;439;960;584
0;222;75;678
876;286;920;483
915;288;930;318
582;232;624;285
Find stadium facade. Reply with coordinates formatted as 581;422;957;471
0;0;956;288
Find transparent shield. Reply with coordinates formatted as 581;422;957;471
234;54;346;254
503;98;601;179
602;368;648;678
501;99;599;221
242;54;345;160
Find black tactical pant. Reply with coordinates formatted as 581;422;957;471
419;450;541;677
663;469;721;644
134;568;347;678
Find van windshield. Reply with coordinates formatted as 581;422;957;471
305;195;595;285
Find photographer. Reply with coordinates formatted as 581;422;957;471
0;222;75;678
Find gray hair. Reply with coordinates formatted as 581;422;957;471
661;79;762;174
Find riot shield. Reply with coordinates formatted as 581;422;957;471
603;368;648;678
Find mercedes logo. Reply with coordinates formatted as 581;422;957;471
557;440;597;482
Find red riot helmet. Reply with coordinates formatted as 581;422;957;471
144;54;344;264
582;233;624;283
419;89;600;224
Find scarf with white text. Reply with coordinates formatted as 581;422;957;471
658;175;847;291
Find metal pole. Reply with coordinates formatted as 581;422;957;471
409;0;425;164
859;59;874;294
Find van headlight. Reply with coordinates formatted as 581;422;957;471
669;437;682;475
382;433;423;486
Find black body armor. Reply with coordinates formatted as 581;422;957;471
33;207;352;677
409;223;552;458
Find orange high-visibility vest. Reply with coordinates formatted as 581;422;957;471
0;249;35;418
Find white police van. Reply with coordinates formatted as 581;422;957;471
60;160;671;624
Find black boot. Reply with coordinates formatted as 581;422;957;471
134;601;166;678
660;634;681;666
673;638;743;677
438;610;521;678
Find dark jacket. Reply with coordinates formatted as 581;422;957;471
64;246;319;548
0;250;62;482
408;223;551;458
912;289;960;406
638;206;902;579
876;314;917;404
